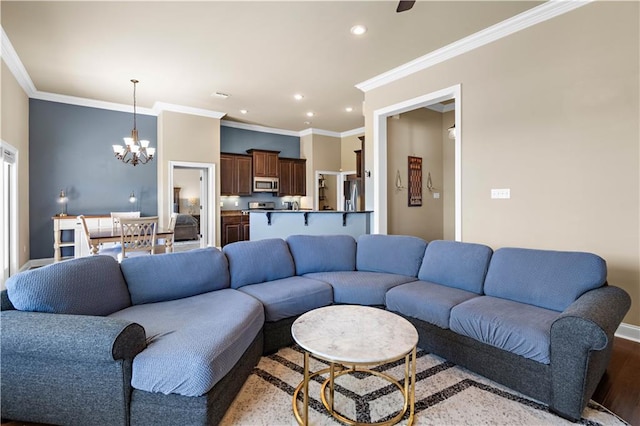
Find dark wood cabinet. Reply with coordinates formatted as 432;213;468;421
221;214;250;247
278;158;306;196
247;149;279;178
221;153;252;196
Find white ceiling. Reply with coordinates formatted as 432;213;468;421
2;1;541;133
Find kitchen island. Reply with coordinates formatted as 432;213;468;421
249;210;372;241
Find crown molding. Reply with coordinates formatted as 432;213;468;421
340;127;365;138
356;0;593;93
153;102;225;119
1;26;36;96
299;128;342;138
221;119;301;137
31;90;157;116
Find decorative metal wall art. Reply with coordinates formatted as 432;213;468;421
408;156;422;207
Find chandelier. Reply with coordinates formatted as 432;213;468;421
112;79;155;166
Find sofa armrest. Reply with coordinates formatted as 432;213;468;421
549;285;631;420
1;310;146;425
1;310;146;362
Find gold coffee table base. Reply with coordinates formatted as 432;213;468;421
293;347;417;426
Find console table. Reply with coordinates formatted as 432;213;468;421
52;215;113;261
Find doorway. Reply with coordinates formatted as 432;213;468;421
372;84;461;241
168;161;216;248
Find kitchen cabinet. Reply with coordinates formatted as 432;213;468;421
247;149;279;178
221;153;252;196
278;158;306;196
221;213;250;246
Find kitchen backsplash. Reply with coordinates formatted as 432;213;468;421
220;193;302;211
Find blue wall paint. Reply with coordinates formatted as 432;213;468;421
220;125;302;211
29;99;157;259
220;125;300;157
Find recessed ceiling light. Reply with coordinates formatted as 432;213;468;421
345;107;353;112
306;112;315;117
212;92;230;99
240;109;248;114
350;25;367;36
294;94;304;101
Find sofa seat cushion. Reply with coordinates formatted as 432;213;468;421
484;247;607;312
223;239;295;288
121;247;230;305
418;240;493;294
7;256;131;316
109;289;264;397
356;235;427;277
386;281;479;329
237;276;333;322
450;296;560;364
287;234;356;275
305;271;416;305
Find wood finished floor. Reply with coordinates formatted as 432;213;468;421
2;337;639;425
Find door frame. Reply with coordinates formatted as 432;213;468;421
372;84;462;241
1;140;19;288
168;161;216;248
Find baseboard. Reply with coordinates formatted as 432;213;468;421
615;322;640;343
19;257;55;272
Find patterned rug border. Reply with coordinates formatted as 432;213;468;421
247;346;628;426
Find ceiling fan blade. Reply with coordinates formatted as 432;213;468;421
396;0;416;13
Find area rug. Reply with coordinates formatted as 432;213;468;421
220;346;628;426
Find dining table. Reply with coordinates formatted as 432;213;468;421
87;227;174;255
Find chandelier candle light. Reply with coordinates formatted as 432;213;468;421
112;79;155;166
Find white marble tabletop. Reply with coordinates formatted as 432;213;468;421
291;305;418;364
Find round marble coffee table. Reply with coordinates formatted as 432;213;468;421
291;305;419;426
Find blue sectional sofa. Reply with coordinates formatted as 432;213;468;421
1;234;631;425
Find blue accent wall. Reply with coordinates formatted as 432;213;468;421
220;125;300;157
29;99;157;259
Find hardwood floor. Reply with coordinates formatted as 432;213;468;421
2;337;639;425
592;336;640;425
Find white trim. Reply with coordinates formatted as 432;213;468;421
615;322;640;343
221;120;301;137
299;128;341;138
31;91;156;116
372;85;462;240
1;26;36;96
19;258;54;273
153;102;226;119
341;127;365;138
356;0;593;93
425;103;456;114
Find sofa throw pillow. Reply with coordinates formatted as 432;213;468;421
223;238;295;288
6;256;131;316
484;247;607;312
356;234;427;277
287;234;356;275
120;247;229;305
418;240;493;294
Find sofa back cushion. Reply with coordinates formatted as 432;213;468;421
356;234;427;277
6;256;131;316
418;240;493;294
223;238;295;288
287;234;356;275
484;247;607;312
120;247;229;305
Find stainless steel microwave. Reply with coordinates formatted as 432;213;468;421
253;177;279;193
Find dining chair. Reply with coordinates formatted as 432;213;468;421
111;211;141;230
154;213;178;254
77;215;120;259
118;216;158;261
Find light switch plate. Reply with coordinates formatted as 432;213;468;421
491;188;511;199
433;192;440;199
